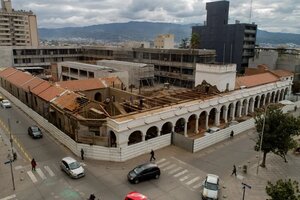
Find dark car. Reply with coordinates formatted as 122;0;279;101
127;163;160;184
28;126;43;139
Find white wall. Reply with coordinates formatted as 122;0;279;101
0;46;13;67
195;63;236;91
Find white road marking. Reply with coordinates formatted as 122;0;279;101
180;175;190;182
36;168;46;180
186;177;201;185
0;194;16;200
168;167;182;175
156;158;166;165
162;164;177;171
193;183;203;189
44;166;55;177
27;171;38;183
14;166;23;170
237;174;244;180
158;161;170;168
174;169;188;178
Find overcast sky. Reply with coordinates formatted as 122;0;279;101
11;0;300;33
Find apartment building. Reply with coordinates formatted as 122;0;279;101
192;1;257;73
0;0;38;46
154;34;175;49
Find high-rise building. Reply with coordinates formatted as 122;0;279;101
192;1;257;73
154;34;175;49
0;0;39;46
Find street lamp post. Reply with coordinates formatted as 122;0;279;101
8;118;16;190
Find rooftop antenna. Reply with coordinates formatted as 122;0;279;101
249;0;253;23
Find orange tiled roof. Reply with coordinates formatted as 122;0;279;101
271;69;294;77
30;81;52;95
52;91;81;111
21;77;45;91
56;79;107;91
236;72;279;89
38;85;66;102
0;67;18;78
5;71;33;87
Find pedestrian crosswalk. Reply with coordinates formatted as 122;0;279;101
156;157;206;191
19;165;56;184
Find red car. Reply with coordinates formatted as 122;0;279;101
125;192;148;200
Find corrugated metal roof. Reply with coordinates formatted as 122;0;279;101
56;79;106;91
38;85;66;102
52;91;81;111
0;67;18;78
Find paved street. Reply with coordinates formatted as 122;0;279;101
1;96;300;200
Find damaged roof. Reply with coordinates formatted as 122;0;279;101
52;91;83;112
56;77;121;91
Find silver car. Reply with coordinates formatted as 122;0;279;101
202;174;220;200
60;157;85;179
1;99;11;108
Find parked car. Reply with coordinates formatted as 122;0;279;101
204;127;220;136
127;163;160;184
125;191;149;200
201;174;220;200
60;157;85;179
0;99;11;108
28;126;43;139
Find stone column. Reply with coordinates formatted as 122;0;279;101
215;110;220;126
172;125;175;133
231;104;236;121
244;101;249;116
223;107;228;123
205;114;209;130
184;121;188;137
195;116;199;134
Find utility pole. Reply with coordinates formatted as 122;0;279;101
8;118;16;190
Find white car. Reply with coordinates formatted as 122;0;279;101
204;127;220;136
201;174;220;200
0;99;11;108
60;157;85;179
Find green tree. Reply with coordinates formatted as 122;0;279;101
266;179;300;200
179;38;189;49
190;33;200;49
254;105;300;167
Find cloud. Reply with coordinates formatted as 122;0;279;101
9;0;300;33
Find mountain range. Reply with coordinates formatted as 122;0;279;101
38;21;300;46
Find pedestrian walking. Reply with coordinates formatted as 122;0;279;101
31;158;37;171
230;130;234;138
231;165;237;176
81;148;84;160
150;149;156;162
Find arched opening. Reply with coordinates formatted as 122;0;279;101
208;108;217;126
280;89;285;101
146;126;158;140
161;122;173;135
248;98;254;113
271;91;276;103
198;111;207;131
109;131;117;147
128;131;143;145
260;94;265;107
94;92;102;102
266;93;271;104
284;88;289;99
242;99;248;116
254;96;260;109
187;114;197;135
175;118;185;135
235;101;241;118
220;105;226;124
275;90;280;102
227;103;234;121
